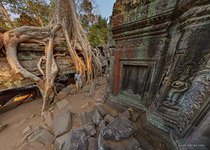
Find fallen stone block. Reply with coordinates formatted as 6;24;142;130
88;137;98;150
55;133;68;150
57;87;71;101
93;108;103;125
100;116;138;141
78;111;94;126
81;124;96;137
54;111;72;137
104;114;115;123
95;105;107;117
28;127;55;145
110;110;119;117
56;99;69;110
62;129;88;150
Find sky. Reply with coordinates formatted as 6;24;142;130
96;0;115;19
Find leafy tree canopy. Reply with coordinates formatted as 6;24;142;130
0;0;109;47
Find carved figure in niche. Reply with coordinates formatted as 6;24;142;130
165;80;188;105
161;65;191;106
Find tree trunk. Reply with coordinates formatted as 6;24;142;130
3;0;101;114
0;33;3;50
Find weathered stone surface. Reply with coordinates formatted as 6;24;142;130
95;105;107;117
55;133;68;150
56;99;69;110
104;114;115;123
28;127;54;145
81;84;91;93
96;97;106;104
98;120;106;132
88;137;98;150
99;136;142;150
62;129;88;150
100;116;137;141
81;124;96;137
78;111;94;126
110;0;210;143
93;108;103;125
57;87;70;100
132;113;140;122
120;110;131;120
54;111;72;137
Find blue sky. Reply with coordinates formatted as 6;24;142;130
96;0;115;18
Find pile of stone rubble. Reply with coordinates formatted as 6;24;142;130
17;98;142;150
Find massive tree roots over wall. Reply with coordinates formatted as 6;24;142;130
2;0;101;113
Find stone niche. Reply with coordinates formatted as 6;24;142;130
110;0;210;148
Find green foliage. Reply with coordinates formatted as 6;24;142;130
87;16;109;47
1;0;109;47
76;0;109;47
1;0;51;27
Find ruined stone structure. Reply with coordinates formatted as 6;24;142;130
0;42;75;90
110;0;210;148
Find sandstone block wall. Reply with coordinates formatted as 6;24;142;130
110;0;210;146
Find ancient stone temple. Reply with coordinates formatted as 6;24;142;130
110;0;210;148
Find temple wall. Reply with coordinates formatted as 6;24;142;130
110;0;210;147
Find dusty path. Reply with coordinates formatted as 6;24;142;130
0;77;107;150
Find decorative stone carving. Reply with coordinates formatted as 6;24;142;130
110;0;210;141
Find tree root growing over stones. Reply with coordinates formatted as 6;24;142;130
3;0;101;113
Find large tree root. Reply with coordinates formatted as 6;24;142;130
3;0;102;114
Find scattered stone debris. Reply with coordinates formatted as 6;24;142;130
57;87;71;101
55;133;68;150
96;97;106;104
80;124;96;137
93;108;103;126
104;114;115;123
28;127;54;145
88;137;98;150
110;110;119;117
100;116;138;141
78;111;94;126
54;111;72;137
62;129;88;150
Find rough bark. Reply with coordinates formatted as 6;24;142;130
0;33;3;50
2;0;101;113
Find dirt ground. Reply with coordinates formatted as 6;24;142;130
0;78;108;150
0;77;170;150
